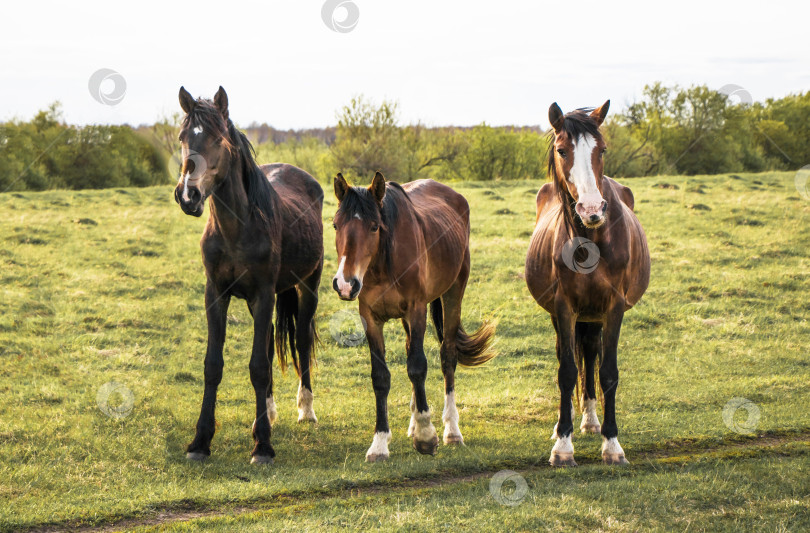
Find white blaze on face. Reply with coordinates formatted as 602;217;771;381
181;171;192;202
334;256;354;298
192;125;203;135
569;133;605;219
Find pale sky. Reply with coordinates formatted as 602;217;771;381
1;0;807;129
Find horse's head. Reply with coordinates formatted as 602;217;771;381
174;86;234;217
549;101;610;228
331;172;387;301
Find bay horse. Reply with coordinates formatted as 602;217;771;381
331;172;496;462
174;87;323;464
525;101;650;466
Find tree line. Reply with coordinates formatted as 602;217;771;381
1;83;807;192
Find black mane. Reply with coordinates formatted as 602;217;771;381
335;181;410;282
181;100;275;224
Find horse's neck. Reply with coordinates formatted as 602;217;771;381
208;161;252;236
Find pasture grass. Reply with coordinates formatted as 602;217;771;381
0;171;808;530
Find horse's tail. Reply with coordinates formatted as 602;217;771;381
429;298;497;367
275;288;299;375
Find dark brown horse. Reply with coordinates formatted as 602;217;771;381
174;87;324;464
331;172;496;461
525;101;650;466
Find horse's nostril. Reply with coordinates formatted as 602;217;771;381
188;188;202;204
332;278;339;292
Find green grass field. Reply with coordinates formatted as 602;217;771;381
1;171;809;531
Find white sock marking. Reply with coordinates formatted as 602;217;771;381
412;409;437;442
366;431;391;460
442;391;463;443
297;383;317;422
580;398;601;432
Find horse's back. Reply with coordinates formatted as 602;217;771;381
261;163;324;289
262;163;323;206
400;179;471;297
403;179;469;225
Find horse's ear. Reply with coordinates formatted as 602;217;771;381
334;173;349;203
590;100;610;126
214;86;229;120
369;171;386;207
549;102;564;133
179;86;195;114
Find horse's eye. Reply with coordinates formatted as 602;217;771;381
370;223;379;233
332;222;337;230
557;149;567;158
601;148;607;155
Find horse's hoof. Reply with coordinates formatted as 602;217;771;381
297;413;318;424
365;453;389;463
186;452;208;462
443;434;465;446
549;452;577;467
580;424;601;434
413;436;439;456
603;453;629;466
250;455;274;465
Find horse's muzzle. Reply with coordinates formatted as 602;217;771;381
333;276;362;301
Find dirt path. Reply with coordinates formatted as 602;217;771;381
24;429;810;533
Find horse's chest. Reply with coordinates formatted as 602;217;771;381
202;238;276;297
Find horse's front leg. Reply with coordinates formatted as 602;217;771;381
187;280;230;461
248;290;275;464
362;306;391;462
406;303;438;456
550;295;578;466
601;300;628;465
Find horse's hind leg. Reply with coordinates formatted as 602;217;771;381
578;322;602;434
295;262;322;423
436;261;470;445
